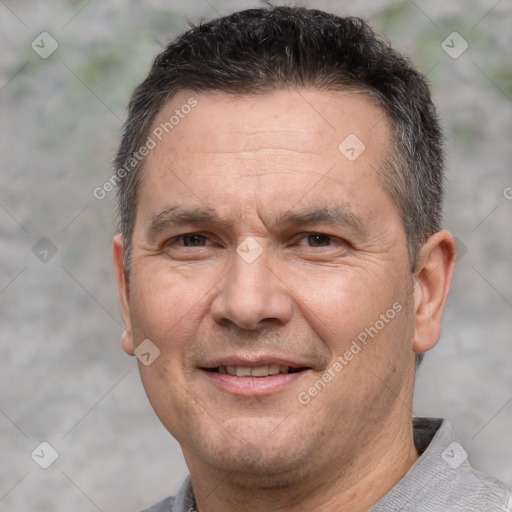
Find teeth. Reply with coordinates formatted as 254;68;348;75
250;365;269;377
217;365;291;377
235;366;251;377
269;364;280;375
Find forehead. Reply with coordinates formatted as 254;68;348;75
150;88;389;159
138;88;395;227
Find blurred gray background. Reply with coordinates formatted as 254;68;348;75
1;0;511;510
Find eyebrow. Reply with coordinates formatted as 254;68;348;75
146;204;370;242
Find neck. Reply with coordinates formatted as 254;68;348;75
186;414;419;512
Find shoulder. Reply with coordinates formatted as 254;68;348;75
139;475;195;512
139;495;175;512
422;418;510;511
371;417;511;511
451;466;511;511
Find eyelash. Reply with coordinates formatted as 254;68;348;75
166;232;345;249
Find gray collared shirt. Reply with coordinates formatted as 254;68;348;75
140;418;511;512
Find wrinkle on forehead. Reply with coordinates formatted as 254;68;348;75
147;88;390;163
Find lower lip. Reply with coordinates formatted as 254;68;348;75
200;369;309;396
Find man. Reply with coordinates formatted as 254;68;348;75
112;6;511;512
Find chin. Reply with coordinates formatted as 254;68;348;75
227;467;310;490
214;448;311;490
190;418;316;487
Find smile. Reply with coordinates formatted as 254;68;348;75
207;365;307;377
200;363;311;396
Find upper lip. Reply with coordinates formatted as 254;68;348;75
200;354;312;369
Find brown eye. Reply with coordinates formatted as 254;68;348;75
180;234;209;246
296;233;334;247
166;233;211;248
306;234;331;247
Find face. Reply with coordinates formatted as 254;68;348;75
114;88;429;484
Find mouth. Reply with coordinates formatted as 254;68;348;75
199;360;312;396
203;364;310;377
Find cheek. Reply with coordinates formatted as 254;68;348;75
289;264;405;351
129;262;210;330
127;270;206;437
126;270;202;371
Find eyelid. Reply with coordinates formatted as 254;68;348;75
294;232;346;246
165;231;347;248
167;233;212;246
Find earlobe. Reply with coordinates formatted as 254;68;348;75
412;230;457;354
121;329;135;356
112;234;135;356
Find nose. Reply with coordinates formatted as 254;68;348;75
209;243;293;331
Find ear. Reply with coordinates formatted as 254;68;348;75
113;234;135;356
412;230;457;354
